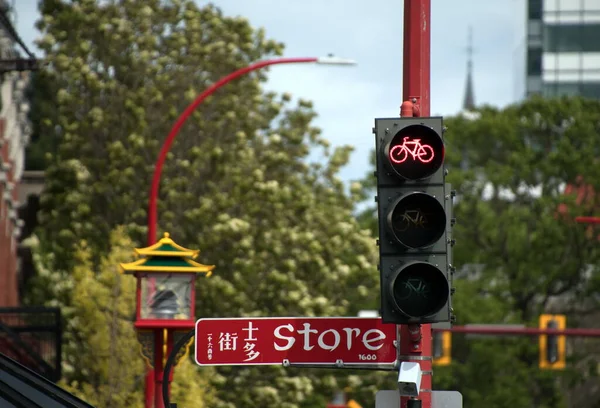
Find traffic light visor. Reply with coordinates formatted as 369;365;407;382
387;192;446;249
385;124;444;180
390;262;449;318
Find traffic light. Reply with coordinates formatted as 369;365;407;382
373;117;454;324
432;331;451;366
539;314;566;370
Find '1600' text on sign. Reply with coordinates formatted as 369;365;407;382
194;317;397;366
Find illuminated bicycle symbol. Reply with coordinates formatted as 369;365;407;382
396;278;431;300
389;137;435;164
394;209;428;232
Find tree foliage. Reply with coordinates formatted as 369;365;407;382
357;96;600;407
26;227;214;406
25;70;59;170
444;97;600;319
29;0;384;406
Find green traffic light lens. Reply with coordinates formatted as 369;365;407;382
391;262;449;318
387;192;446;249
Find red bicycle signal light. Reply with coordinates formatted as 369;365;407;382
390;262;449;319
384;124;444;180
389;137;435;164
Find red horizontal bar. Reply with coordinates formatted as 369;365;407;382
575;216;600;224
433;326;600;337
134;319;195;330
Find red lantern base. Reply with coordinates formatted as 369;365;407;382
135;319;195;331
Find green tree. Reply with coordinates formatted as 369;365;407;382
26;227;214;407
357;96;600;407
25;70;59;170
30;1;383;406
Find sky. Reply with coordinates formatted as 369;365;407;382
13;0;527;184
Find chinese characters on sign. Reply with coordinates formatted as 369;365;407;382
195;317;397;366
207;332;213;361
218;332;237;351
242;321;260;361
212;322;261;361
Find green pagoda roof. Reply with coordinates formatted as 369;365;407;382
134;232;199;258
119;232;214;276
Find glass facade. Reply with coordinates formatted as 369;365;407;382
527;48;543;75
525;0;600;100
543;24;600;52
529;0;543;19
543;81;600;98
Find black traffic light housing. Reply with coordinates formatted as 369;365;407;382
546;319;559;364
374;117;454;324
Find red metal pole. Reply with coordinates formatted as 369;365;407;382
434;326;600;337
143;55;354;408
144;370;154;408
144;57;316;408
400;1;432;408
147;57;319;246
575;216;600;224
402;0;430;117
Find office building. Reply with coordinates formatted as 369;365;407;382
526;0;600;99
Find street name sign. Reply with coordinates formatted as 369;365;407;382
195;317;397;366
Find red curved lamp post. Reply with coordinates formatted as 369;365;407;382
147;56;355;245
143;56;355;408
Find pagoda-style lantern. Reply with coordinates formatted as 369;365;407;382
120;232;214;408
120;232;215;330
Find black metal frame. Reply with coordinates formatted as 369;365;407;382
163;329;195;408
0;352;94;407
0;307;62;382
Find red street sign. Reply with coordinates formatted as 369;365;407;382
195;317;397;366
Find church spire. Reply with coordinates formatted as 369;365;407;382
463;26;475;111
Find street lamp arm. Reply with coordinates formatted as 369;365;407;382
147;56;355;245
316;56;357;65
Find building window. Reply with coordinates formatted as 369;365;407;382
544;24;600;52
527;76;543;93
528;20;543;45
582;24;600;47
529;0;543;19
584;0;600;11
559;0;583;12
527;48;543;75
543;82;574;97
543;83;556;97
542;82;600;98
581;82;600;98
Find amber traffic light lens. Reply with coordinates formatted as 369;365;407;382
387;192;446;249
